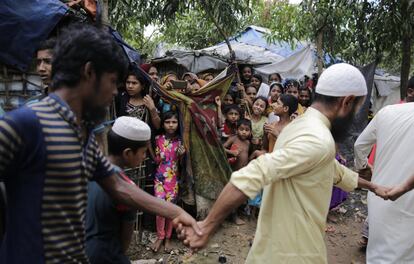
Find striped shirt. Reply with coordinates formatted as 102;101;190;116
0;93;114;263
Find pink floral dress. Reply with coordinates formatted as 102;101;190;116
154;135;181;203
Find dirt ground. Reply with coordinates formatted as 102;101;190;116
128;190;368;264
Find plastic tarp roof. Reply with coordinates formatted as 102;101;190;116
152;26;314;77
0;0;68;71
152;50;229;73
254;45;314;80
110;27;141;64
202;42;286;64
153;25;314;77
202;26;306;64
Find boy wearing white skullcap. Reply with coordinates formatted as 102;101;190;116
179;63;389;264
85;117;151;263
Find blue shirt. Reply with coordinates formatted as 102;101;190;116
0;93;114;263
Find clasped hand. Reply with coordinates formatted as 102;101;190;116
175;220;210;251
358;168;408;201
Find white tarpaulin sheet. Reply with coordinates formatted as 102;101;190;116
202;42;285;64
152;50;229;74
371;74;401;114
254;46;314;79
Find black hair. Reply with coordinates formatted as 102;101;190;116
237;118;252;130
270;82;284;93
52;24;128;89
162;110;179;122
241;65;253;72
285;79;300;90
37;38;57;52
245;85;257;92
300;87;313;96
408;76;414;89
299;87;311;94
313;93;364;107
223;104;242;116
224;91;236;101
161;111;180;134
126;66;150;96
268;73;282;82
107;130;147;156
279;94;299;116
252;96;269;110
313;93;341;106
252;74;263;84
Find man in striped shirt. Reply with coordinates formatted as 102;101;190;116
0;24;200;263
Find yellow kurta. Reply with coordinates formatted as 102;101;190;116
230;107;358;264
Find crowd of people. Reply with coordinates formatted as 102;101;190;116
1;24;414;264
105;43;317;252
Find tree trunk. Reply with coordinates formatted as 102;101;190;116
101;0;109;25
316;31;324;75
400;34;412;100
400;0;412;100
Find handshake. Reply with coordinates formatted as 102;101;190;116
370;183;411;201
358;166;412;201
171;167;414;253
173;219;211;251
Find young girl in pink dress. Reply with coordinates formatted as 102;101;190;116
151;111;185;253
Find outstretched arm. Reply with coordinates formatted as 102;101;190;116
357;177;390;199
99;174;202;235
387;174;414;201
178;135;329;249
334;160;390;199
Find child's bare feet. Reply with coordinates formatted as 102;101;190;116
150;238;164;253
164;238;173;253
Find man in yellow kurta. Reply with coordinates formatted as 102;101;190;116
176;63;390;263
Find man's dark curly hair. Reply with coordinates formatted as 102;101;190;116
51;24;128;89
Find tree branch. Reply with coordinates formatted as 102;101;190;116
199;0;235;61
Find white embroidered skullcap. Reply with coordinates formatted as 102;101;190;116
112;116;151;141
315;63;367;97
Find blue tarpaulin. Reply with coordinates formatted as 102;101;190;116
211;26;338;65
0;0;68;71
109;27;141;64
226;26;305;58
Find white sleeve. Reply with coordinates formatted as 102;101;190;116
354;112;379;170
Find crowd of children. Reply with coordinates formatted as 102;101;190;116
85;63;320;260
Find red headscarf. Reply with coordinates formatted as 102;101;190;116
140;63;152;73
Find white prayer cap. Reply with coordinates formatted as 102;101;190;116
112;116;151;141
315;63;367;97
